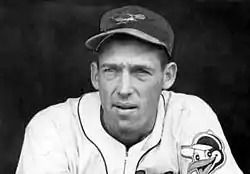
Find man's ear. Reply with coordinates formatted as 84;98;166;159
90;62;99;90
162;62;177;90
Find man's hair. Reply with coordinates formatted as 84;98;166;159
95;34;172;70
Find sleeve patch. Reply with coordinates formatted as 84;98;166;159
181;130;226;174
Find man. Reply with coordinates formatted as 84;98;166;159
16;5;243;174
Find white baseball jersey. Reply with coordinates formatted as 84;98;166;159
16;91;243;174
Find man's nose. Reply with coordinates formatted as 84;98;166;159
117;71;133;97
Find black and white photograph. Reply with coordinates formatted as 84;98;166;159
0;0;249;173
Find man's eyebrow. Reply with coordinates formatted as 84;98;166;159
100;63;155;72
130;65;155;72
100;63;121;68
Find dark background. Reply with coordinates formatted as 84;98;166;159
0;0;249;173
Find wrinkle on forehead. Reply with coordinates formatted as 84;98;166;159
101;62;156;73
99;41;161;63
100;59;156;68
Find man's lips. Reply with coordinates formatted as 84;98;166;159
113;102;138;110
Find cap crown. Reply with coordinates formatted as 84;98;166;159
100;6;174;56
85;6;174;57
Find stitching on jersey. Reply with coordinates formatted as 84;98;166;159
135;92;172;172
77;95;109;174
76;92;172;174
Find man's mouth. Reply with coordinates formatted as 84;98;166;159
115;105;137;109
113;102;138;112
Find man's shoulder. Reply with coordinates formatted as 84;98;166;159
26;91;100;131
161;90;215;126
161;91;218;142
26;99;77;132
162;90;209;110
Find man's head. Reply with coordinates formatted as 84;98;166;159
85;5;177;146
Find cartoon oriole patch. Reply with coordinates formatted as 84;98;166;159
181;130;226;174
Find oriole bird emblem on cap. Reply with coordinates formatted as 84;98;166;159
85;5;174;57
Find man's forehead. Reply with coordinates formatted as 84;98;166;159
99;47;162;66
100;41;147;55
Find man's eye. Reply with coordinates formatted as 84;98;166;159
103;68;116;73
135;69;151;76
102;68;118;79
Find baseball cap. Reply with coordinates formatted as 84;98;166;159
85;5;174;57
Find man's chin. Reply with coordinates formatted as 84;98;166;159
118;120;145;134
118;119;135;130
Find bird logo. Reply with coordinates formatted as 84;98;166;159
181;130;226;174
111;13;146;25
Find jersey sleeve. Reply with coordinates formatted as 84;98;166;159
16;110;70;174
176;96;243;174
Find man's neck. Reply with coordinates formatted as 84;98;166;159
100;107;155;149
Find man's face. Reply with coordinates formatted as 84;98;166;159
92;40;166;139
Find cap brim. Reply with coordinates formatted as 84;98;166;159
85;28;166;52
181;144;213;158
191;144;213;151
